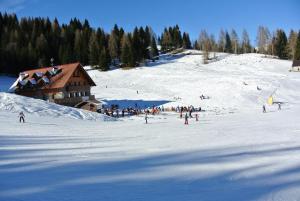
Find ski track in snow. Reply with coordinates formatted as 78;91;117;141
1;52;300;201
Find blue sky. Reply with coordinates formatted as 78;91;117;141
0;0;299;44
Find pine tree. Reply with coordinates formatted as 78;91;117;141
193;40;200;50
182;32;192;49
150;36;159;60
287;30;298;59
294;31;300;60
36;33;49;67
132;27;142;62
231;29;239;54
274;29;288;59
241;29;251;53
225;32;232;53
98;47;110;71
108;31;119;64
88;32;99;66
74;29;83;61
121;34;134;67
218;29;226;52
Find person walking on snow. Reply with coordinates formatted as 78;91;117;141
184;113;189;125
19;111;25;123
262;105;266;113
189;109;193;118
145;113;148;124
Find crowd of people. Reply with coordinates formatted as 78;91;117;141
95;103;204;125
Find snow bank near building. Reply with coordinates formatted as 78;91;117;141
0;92;115;121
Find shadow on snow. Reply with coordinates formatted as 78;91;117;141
1;134;300;200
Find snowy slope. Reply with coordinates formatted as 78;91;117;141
88;52;297;114
1;52;300;201
1;103;300;201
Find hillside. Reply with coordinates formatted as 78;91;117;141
1;52;300;201
88;51;297;113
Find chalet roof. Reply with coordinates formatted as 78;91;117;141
9;62;96;92
292;60;300;67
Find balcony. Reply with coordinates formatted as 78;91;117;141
53;95;95;106
66;85;90;92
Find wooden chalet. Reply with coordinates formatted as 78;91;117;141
10;62;97;107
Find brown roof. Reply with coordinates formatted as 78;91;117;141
292;60;300;67
21;62;96;90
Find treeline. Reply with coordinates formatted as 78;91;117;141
0;12;159;75
1;12;300;75
159;25;192;51
195;27;300;63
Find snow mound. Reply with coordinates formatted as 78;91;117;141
0;92;115;121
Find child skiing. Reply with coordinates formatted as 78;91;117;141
19;111;25;123
262;105;266;113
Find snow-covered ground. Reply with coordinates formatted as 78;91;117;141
1;52;300;201
89;52;298;113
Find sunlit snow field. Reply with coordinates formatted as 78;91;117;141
1;51;300;201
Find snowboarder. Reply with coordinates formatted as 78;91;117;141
145;113;148;124
278;103;281;110
195;114;199;121
184;113;189;125
262;105;266;113
19;111;25;123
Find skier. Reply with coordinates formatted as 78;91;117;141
19;111;25;123
262;105;266;113
195;114;199;121
189;109;193;118
145;113;148;124
184;113;189;125
137;90;139;94
278;103;281;110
